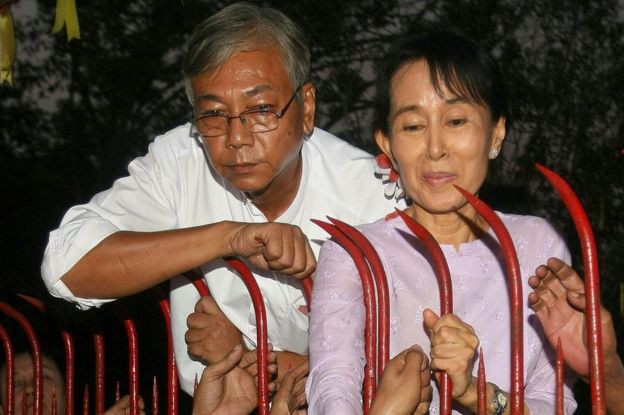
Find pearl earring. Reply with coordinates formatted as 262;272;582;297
489;148;499;159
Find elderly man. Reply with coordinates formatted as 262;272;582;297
41;2;404;398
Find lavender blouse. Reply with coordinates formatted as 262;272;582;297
306;212;577;414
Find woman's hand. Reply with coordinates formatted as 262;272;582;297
424;309;479;407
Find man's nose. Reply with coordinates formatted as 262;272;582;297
225;116;254;148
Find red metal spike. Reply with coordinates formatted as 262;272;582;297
395;209;454;415
477;348;486;415
327;216;390;379
0;323;15;415
224;258;270;415
535;163;605;413
82;386;89;415
154;287;178;415
453;186;524;415
152;376;159;415
0;302;43;415
556;338;564;415
52;386;57;415
311;219;377;414
93;333;105;415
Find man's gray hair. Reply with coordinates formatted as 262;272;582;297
182;2;310;104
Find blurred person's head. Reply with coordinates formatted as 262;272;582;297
0;351;66;415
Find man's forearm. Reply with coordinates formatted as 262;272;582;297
61;221;240;298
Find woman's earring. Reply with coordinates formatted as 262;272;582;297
489;148;499;160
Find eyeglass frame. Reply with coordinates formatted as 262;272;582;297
190;85;303;139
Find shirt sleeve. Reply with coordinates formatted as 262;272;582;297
41;139;180;309
524;220;577;414
306;240;367;415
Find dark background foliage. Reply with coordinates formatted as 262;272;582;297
1;0;623;413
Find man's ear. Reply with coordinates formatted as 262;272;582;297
301;81;316;136
375;128;394;163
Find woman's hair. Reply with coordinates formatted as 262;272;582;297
182;2;310;103
373;31;508;135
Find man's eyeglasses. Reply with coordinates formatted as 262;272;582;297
191;86;301;138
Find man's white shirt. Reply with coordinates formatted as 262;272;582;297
41;125;404;394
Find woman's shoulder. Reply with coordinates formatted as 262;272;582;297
496;211;566;246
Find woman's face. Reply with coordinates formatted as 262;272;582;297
376;59;505;216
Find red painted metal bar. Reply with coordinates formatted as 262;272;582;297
0;323;14;415
17;294;75;415
115;305;140;415
153;376;159;415
225;257;270;415
93;332;105;415
327;217;390;380
184;270;211;297
535;163;606;413
0;302;43;415
556;338;564;415
154;287;178;415
477;348;486;415
453;186;524;415
312;219;377;414
396;209;454;414
302;278;313;306
125;319;139;415
61;331;75;415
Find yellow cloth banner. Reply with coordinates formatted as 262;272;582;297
52;0;80;41
0;6;15;85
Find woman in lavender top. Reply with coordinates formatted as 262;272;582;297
306;32;577;415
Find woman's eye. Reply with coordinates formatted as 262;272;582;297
447;118;466;127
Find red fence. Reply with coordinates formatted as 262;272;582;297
0;164;607;415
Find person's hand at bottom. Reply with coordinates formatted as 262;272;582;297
369;345;433;415
269;361;309;415
103;395;145;415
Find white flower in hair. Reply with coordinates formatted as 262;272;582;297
374;154;407;202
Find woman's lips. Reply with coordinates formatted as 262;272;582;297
423;172;456;186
